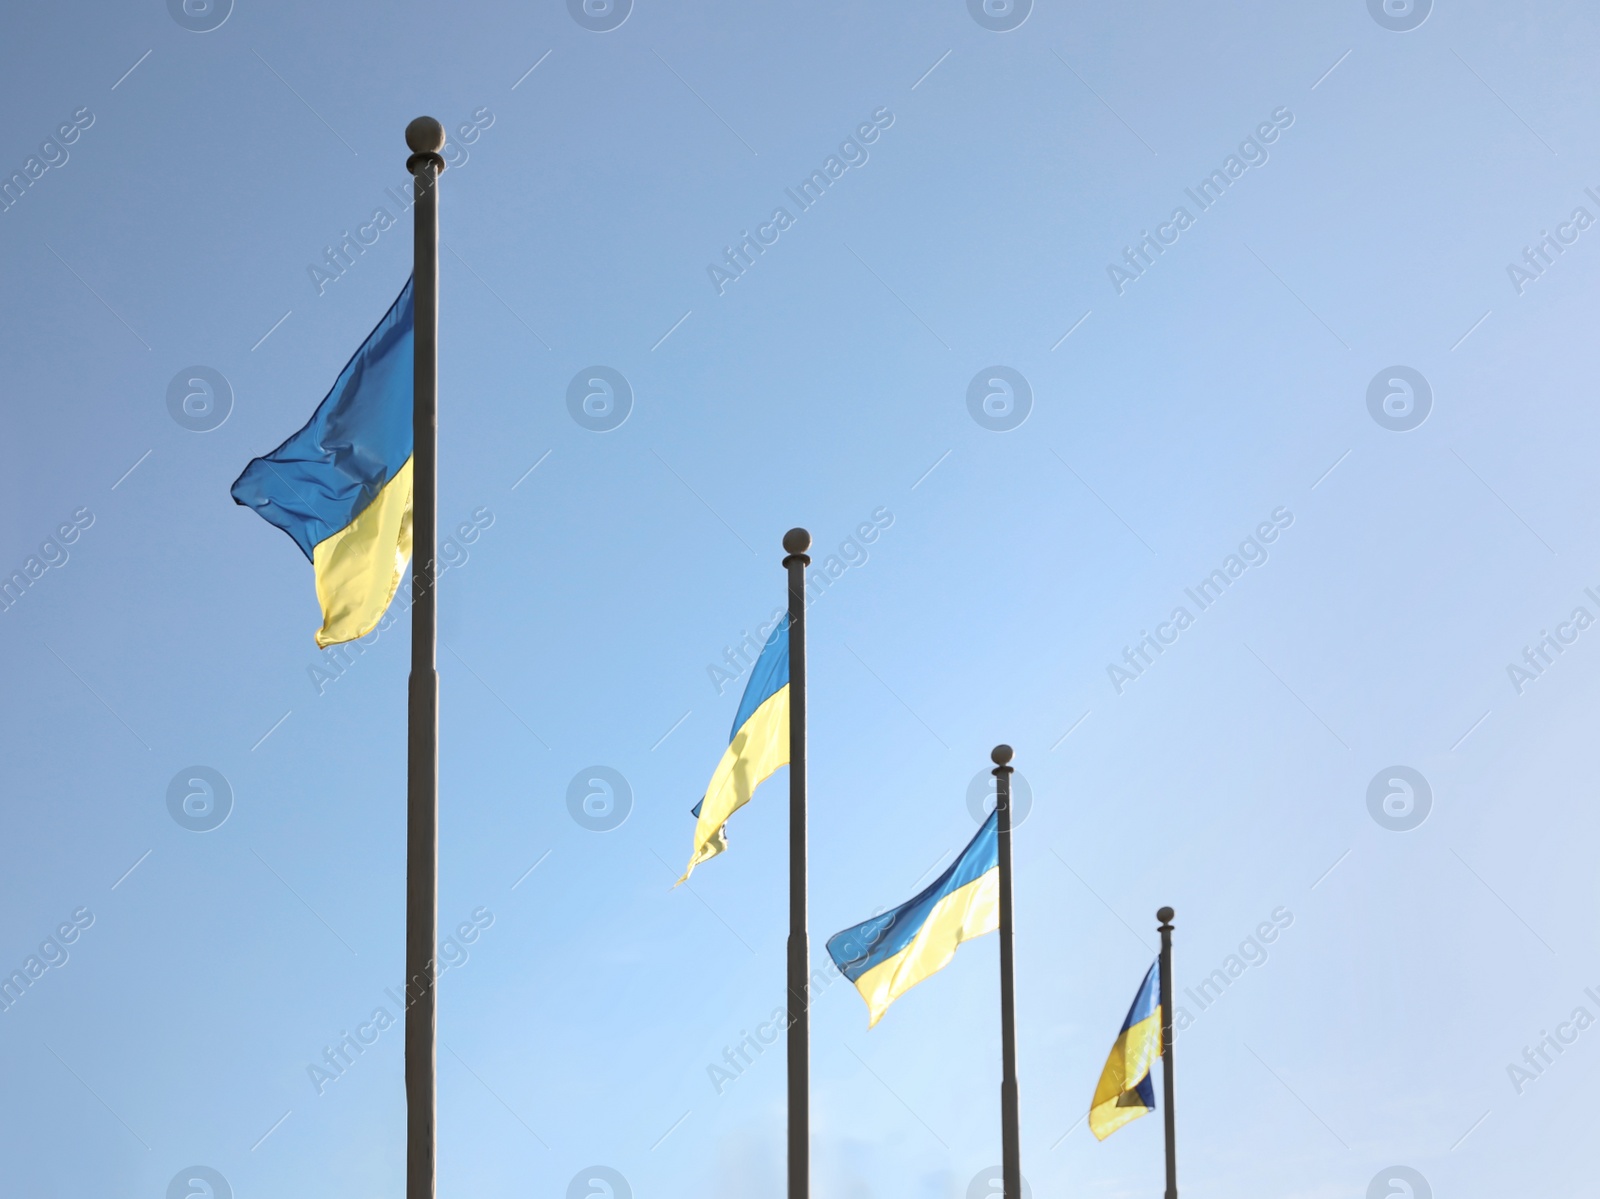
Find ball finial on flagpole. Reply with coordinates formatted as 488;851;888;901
991;744;1013;767
783;527;811;555
1157;906;1174;924
406;117;447;175
406;116;446;153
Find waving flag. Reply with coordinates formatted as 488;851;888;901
231;278;414;646
679;617;790;881
1089;960;1162;1140
826;810;1000;1027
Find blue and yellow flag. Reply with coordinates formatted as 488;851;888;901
231;278;414;647
826;810;1000;1027
1088;961;1162;1140
679;618;790;881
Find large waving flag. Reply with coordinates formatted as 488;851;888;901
1088;961;1162;1140
231;278;414;647
679;618;790;881
826;810;1000;1027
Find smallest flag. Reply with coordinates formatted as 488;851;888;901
1088;961;1162;1140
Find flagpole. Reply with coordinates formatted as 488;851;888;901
992;744;1022;1199
404;115;444;1199
1157;906;1178;1199
782;527;811;1199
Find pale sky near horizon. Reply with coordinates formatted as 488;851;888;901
4;2;1600;1197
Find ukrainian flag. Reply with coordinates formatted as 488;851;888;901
826;810;999;1027
1088;961;1162;1140
231;278;414;647
679;618;790;881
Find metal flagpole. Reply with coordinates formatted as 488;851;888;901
1157;906;1178;1199
993;744;1022;1199
404;116;444;1199
782;527;811;1199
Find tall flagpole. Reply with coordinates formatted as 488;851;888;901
404;115;444;1199
1157;906;1178;1199
992;744;1022;1199
782;527;811;1199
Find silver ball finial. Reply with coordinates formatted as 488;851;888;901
406;116;446;155
783;528;811;555
991;744;1013;766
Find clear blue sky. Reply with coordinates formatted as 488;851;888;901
3;2;1597;1196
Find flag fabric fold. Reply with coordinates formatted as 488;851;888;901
679;618;790;881
826;809;1000;1027
231;278;415;647
1088;960;1162;1140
